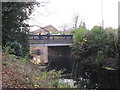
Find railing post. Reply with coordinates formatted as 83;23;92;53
71;35;72;39
33;35;34;40
65;36;66;39
52;35;54;39
39;35;41;40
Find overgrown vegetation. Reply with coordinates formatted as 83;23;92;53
72;26;119;88
2;2;40;56
2;52;68;88
2;46;76;88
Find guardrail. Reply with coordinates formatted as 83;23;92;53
29;35;73;40
29;35;73;45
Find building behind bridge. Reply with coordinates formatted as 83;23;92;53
30;25;58;35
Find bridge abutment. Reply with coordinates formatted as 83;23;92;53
30;46;48;63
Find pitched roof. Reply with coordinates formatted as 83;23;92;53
30;25;58;34
43;25;57;32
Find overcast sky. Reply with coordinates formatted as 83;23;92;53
28;0;119;31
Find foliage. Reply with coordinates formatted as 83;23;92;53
2;53;39;88
3;46;12;54
72;26;118;67
2;61;10;67
3;51;74;88
3;41;29;56
102;66;115;70
2;2;39;56
8;54;18;58
73;27;88;43
21;56;29;63
72;26;119;88
51;31;61;35
34;70;63;88
2;53;64;88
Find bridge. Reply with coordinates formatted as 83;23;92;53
29;35;73;66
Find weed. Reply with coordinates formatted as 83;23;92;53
21;56;28;63
8;54;18;58
2;53;73;88
2;61;9;66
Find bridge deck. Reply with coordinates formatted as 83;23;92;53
29;35;73;46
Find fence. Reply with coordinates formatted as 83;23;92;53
29;35;73;44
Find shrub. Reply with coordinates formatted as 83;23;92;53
3;41;28;56
72;26;118;67
72;26;119;88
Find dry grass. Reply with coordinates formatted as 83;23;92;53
2;53;56;88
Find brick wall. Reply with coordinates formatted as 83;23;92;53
30;46;48;63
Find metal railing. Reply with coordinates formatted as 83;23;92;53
29;35;73;44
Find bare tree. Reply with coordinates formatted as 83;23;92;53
73;14;79;29
73;14;85;30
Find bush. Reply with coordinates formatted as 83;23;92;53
3;41;28;56
72;26;118;67
72;26;119;88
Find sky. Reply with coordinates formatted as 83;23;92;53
28;0;119;31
